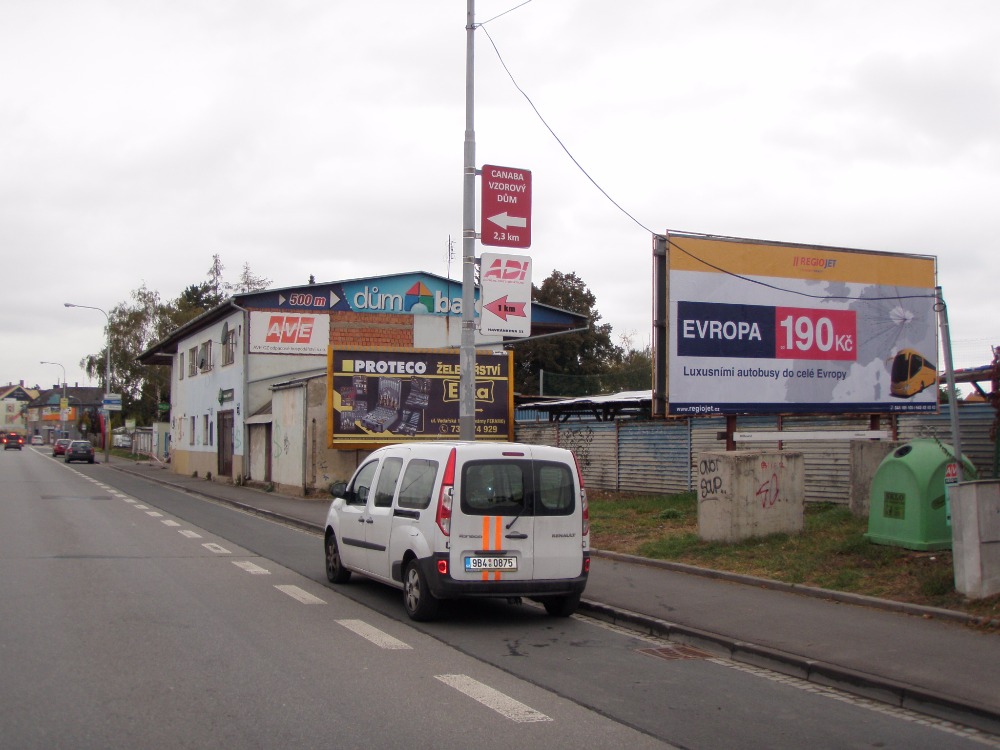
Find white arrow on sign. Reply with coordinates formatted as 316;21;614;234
487;212;527;230
330;290;341;307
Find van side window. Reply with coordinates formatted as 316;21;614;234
461;462;525;514
349;461;378;506
373;457;403;508
397;459;438;510
535;463;575;515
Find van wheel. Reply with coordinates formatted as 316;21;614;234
542;593;580;617
403;559;440;621
325;532;351;583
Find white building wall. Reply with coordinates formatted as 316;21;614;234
170;312;245;476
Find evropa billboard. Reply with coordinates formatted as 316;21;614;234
666;234;938;415
327;347;513;447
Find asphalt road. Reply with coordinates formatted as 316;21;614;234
2;447;995;749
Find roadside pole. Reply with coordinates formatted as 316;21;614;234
460;0;477;441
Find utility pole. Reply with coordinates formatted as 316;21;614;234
460;0;477;441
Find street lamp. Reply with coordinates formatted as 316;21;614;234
40;360;67;439
64;303;112;463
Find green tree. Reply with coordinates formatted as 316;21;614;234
512;271;620;396
79;256;272;426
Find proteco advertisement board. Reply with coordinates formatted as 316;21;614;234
665;234;938;415
327;347;513;447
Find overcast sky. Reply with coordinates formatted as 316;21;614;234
2;0;997;394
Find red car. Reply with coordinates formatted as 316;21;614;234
52;438;72;457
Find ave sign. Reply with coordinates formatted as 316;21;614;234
479;252;532;338
481;165;531;249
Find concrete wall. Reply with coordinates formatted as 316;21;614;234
848;440;901;517
697;450;805;542
952;480;1000;599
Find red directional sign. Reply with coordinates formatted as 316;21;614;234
481;164;531;249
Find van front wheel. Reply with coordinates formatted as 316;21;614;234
542;593;580;617
403;560;440;621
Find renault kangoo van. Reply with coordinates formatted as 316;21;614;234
324;441;590;620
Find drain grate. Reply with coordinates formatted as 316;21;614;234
638;644;712;661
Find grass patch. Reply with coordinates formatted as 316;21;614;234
589;491;1000;624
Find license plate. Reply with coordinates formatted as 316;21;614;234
464;555;518;572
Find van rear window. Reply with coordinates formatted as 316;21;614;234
460;460;575;516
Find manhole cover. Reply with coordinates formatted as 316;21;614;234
638;644;712;661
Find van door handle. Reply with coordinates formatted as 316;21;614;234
505;532;528;539
358;517;367;523
365;518;374;524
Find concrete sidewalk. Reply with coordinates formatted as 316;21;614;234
107;457;1000;735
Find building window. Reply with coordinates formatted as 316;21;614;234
222;327;236;366
199;341;213;372
188;347;198;378
203;414;210;446
189;416;196;445
178;352;185;380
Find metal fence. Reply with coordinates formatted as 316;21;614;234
515;403;997;503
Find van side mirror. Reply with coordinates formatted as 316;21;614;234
329;481;349;498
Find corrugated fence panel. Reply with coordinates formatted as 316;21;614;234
515;404;997;500
898;402;997;479
619;420;691;494
514;422;558;448
559;422;618;491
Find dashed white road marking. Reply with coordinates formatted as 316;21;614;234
274;585;325;604
232;561;271;575
435;675;551;723
121;498;136;504
202;542;231;554
133;504;149;510
336;619;412;650
178;530;202;539
161;520;181;527
145;511;163;518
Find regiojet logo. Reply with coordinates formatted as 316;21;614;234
265;315;316;344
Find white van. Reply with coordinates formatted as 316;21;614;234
323;441;590;621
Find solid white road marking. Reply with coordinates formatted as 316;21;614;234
274;585;325;605
232;561;271;575
435;675;551;723
336;619;412;650
202;543;231;554
161;520;181;527
178;530;202;539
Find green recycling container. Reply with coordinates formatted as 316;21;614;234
866;439;977;551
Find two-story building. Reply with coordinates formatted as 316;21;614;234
139;271;585;495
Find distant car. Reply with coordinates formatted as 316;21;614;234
65;440;95;464
31;435;44;446
52;438;72;457
3;432;24;450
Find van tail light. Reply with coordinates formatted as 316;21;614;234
572;451;590;538
436;448;457;536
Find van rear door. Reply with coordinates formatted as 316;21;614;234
530;459;584;580
449;454;534;583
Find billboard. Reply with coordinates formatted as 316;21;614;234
327;347;513;447
249;311;330;355
665;235;938;415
